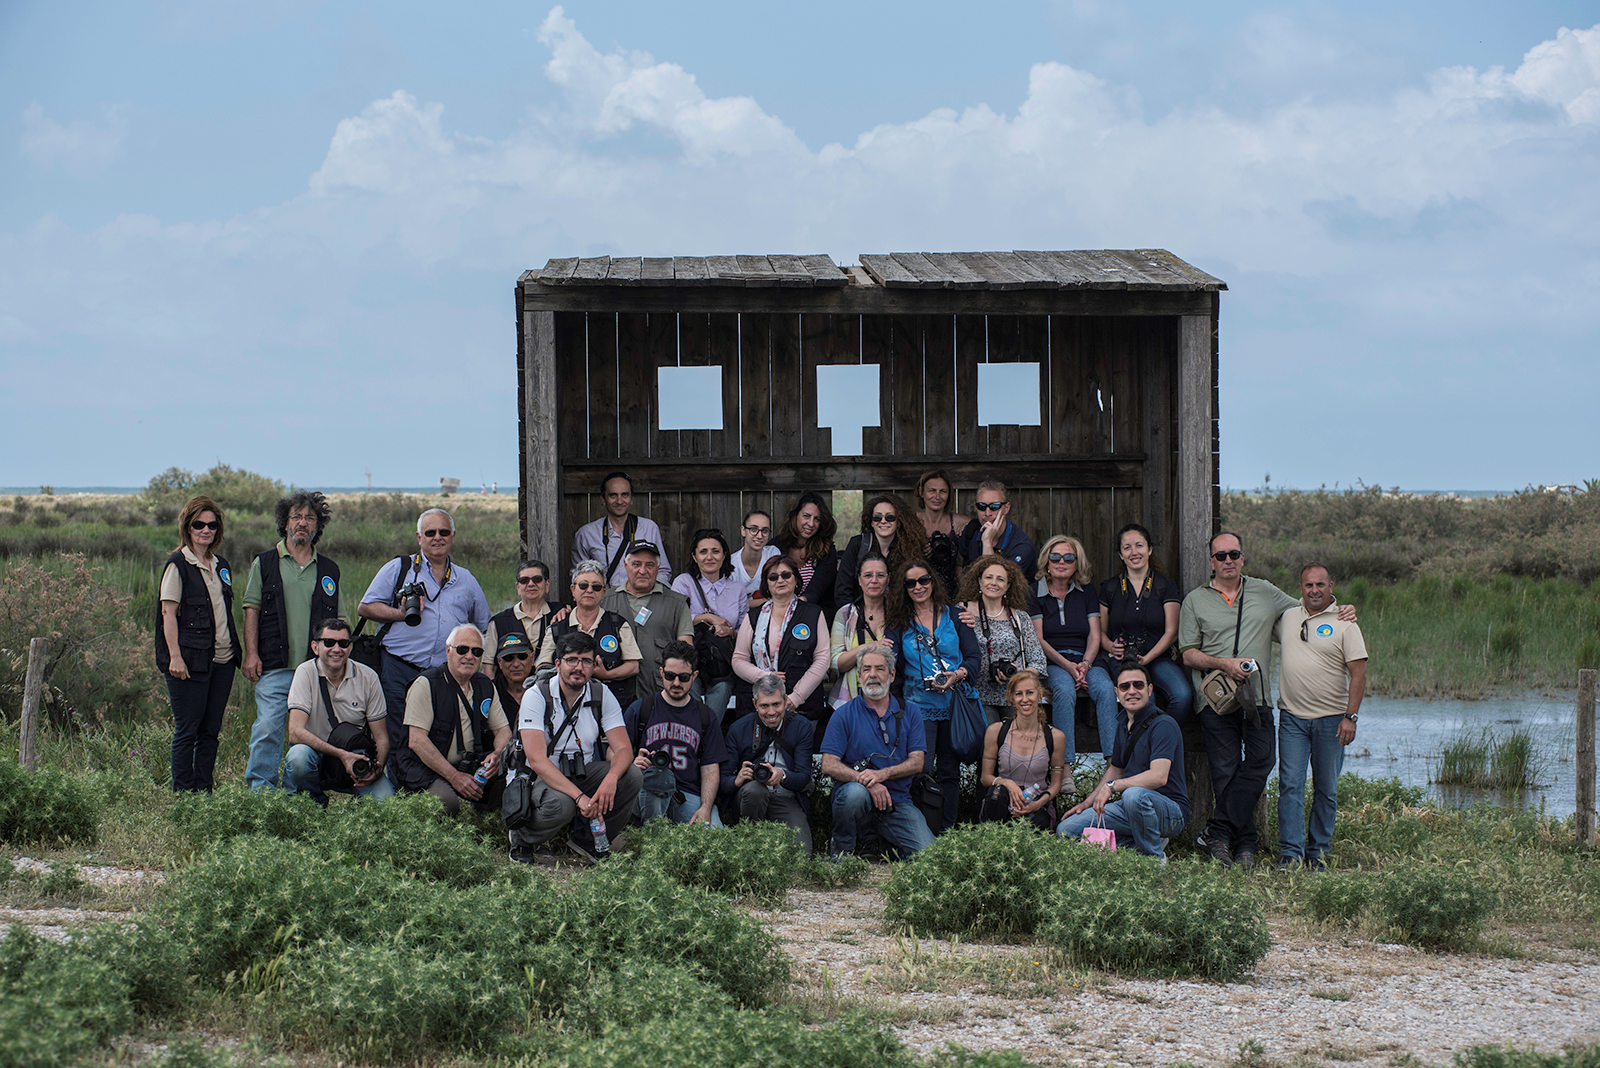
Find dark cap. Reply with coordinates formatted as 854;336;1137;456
495;631;531;658
625;540;660;558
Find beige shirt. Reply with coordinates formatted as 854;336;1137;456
1276;601;1368;720
287;658;386;741
159;546;233;664
483;601;554;673
535;609;641;668
403;675;510;763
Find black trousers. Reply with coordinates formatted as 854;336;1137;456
977;784;1054;831
166;664;235;793
1199;705;1276;850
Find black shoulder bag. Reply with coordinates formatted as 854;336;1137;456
351;554;415;671
690;572;736;682
318;674;377;791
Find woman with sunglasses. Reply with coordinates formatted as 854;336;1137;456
1030;535;1116;759
732;509;780;606
834;493;928;609
914;470;969;596
886;560;980;834
775;491;840;619
956;554;1050;725
671;528;744;722
830;551;893;705
732;555;831;725
155;495;240;792
978;669;1067;831
483;559;565;681
1092;523;1191;728
537;559;642;707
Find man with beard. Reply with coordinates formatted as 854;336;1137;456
723;673;815;853
626;640;726;825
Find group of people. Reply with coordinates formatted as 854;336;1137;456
154;475;1367;869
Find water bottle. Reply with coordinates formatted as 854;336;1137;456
473;760;491;785
588;814;611;855
1021;784;1041;803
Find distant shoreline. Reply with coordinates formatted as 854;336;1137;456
0;485;1522;499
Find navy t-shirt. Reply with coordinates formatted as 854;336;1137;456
1098;572;1181;658
1110;706;1189;821
1029;581;1097;658
625;694;727;797
820;695;927;804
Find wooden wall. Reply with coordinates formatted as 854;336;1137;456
551;310;1179;588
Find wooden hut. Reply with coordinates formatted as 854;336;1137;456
513;250;1225;595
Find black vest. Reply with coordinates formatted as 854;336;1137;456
154;551;240;676
394;666;498;792
549;608;633;707
735;600;826;716
490;602;559;662
254;547;341;671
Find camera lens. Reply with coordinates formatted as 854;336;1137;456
351;758;372;777
753;764;772;783
650;749;672;769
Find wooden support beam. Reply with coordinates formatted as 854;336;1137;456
1580;668;1597;849
561;455;1146;495
523;310;561;567
1177;314;1215;593
20;638;47;770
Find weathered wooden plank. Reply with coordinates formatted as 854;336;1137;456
672;256;709;284
769;312;803;455
1110;318;1143;459
990;251;1057;289
1014;250;1087;288
645;311;679;460
651;491;683;567
924;252;989;289
1137;248;1227;291
1086;318;1115;455
560;492;590;586
890;252;952;288
705;255;746;284
1140;317;1177;559
554;311;589;461
737;255;782;288
1049;316;1090;456
538;258;579;284
801;313;859;457
740;313;772;457
677;312;712;460
522;284;1216;317
1177;314;1214;594
1052;250;1128;290
1100;250;1188;291
523;310;561;568
1007;489;1052;571
799;253;848;287
1016;315;1050;455
860;316;892;455
607;256;643;286
587;312;620;460
923;314;956;454
562;456;1146;494
571;256;612;283
640;257;675;287
767;254;817;288
889;316;925;453
954;251;1024;291
859;254;921;288
707;312;740;458
954;315;983;456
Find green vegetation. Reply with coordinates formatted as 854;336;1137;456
1434;727;1544;788
0;759;98;844
632;817;803;905
1377;866;1498;949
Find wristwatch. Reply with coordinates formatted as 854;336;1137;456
1342;712;1359;723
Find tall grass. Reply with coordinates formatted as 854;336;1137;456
1433;727;1544;788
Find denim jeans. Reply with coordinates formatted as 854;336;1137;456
830;782;934;859
692;677;736;727
1146;657;1194;729
167;664;235;793
1081;665;1121;756
245;668;294;790
1043;664;1082;765
379;650;425;789
639;787;725;826
284;743;396;806
1278;712;1346;861
1199;706;1276;851
1057;786;1186;858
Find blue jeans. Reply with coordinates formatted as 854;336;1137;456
1081;665;1120;756
1043;664;1082;765
245;668;294;790
166;664;235;793
692;677;735;727
1146;658;1194;729
1057;786;1186;858
830;782;934;859
639;787;724;826
1278;713;1346;861
284;743;396;806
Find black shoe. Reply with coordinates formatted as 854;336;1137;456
1276;856;1300;872
1196;830;1233;867
510;843;557;865
1307;857;1327;873
1233;848;1257;871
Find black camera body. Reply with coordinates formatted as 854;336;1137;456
350;757;373;778
851;757;877;774
753;763;772;784
397;581;427;627
991;658;1018;684
649;748;673;770
453;751;482;776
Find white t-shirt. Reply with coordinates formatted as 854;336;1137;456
731;544;780;599
519;676;624;757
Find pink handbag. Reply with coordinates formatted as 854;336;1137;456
1083;815;1117;850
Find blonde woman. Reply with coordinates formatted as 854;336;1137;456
978;669;1066;830
1030;535;1115;757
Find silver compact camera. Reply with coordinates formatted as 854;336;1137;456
1239;659;1258;674
921;671;951;691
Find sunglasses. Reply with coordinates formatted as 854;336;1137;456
573;581;605;592
905;574;934;588
1048;552;1077;563
421;528;453;538
189;519;219;531
317;637;352;649
452;645;484;657
767;571;796;582
1116;680;1148;692
661;670;694;683
974;501;1006;512
870;513;897;523
1212;549;1243;561
499;651;531;662
516;575;547;585
559;656;595;668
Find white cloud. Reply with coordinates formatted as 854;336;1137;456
19;102;126;175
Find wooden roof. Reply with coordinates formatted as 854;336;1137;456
530;250;1225;292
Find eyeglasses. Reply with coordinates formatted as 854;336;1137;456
661;670;694;683
317;637;352;649
421;528;453;538
516;575;547;585
743;525;771;536
452;645;484;657
870;513;897;523
189;519;219;531
573;581;605;592
559;656;595;668
1212;549;1243;561
1116;680;1148;692
905;574;934;589
499;651;531;662
974;501;1006;512
767;571;796;582
288;513;317;523
1048;552;1077;563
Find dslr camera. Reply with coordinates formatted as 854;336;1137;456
397;581;427;627
453;751;482;776
752;763;773;784
649;748;673;770
921;671;951;691
990;658;1018;685
350;756;374;778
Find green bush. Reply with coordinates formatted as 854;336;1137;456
1380;866;1497;950
541;1006;912;1068
0;924;133;1068
632;817;801;905
1305;871;1372;924
313;791;506;888
1453;1044;1600;1068
1337;773;1426;811
797;852;870;889
81;917;194;1016
32;860;88;900
144;463;285;516
165;784;321;858
883;821;1063;938
0;760;98;845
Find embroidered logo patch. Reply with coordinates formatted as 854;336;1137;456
480;698;492;715
1316;623;1334;639
792;624;811;640
321;576;337;596
219;567;231;585
599;635;620;653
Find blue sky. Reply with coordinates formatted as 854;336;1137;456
3;2;1597;490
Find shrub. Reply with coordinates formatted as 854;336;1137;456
542;1006;911;1068
632;817;800;905
1305;871;1372;924
144;463;285;516
0;760;98;844
1453;1044;1600;1068
0;924;133;1068
797;852;870;889
1337;773;1426;811
883;821;1063;938
33;860;88;900
313;791;506;888
81;918;194;1016
165;784;321;859
1379;866;1497;950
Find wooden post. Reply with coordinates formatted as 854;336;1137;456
523;307;561;578
1578;669;1596;849
1176;314;1214;594
19;637;48;771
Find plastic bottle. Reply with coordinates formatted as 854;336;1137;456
473;761;491;785
589;814;611;855
1021;783;1041;803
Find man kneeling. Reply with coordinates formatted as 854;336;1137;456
285;617;394;805
818;646;933;860
626;640;726;826
1057;661;1190;860
723;674;815;853
392;625;511;815
511;632;643;863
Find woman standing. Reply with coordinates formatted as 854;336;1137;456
914;470;969;596
671;528;745;723
887;560;980;834
775;491;839;619
732;509;780;606
956;554;1050;725
155;495;240;792
483;558;564;681
978;669;1067;830
830;552;892;705
732;555;831;725
834;493;928;608
1093;522;1192;728
1029;535;1116;758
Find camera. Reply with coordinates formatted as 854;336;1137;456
921;671;951;691
851;757;878;774
453;751;482;776
991;658;1018;685
351;757;373;778
397;582;426;627
1239;659;1258;674
753;763;772;784
649;749;673;770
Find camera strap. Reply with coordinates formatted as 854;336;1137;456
977;607;1023;664
602;514;638;585
351;553;411;647
1230;578;1246;658
543;678;584;758
448;682;485;763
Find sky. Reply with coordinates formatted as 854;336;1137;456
2;1;1597;492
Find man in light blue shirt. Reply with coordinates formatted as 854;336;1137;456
358;507;490;782
570;471;672;587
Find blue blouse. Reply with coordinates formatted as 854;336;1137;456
889;608;982;722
